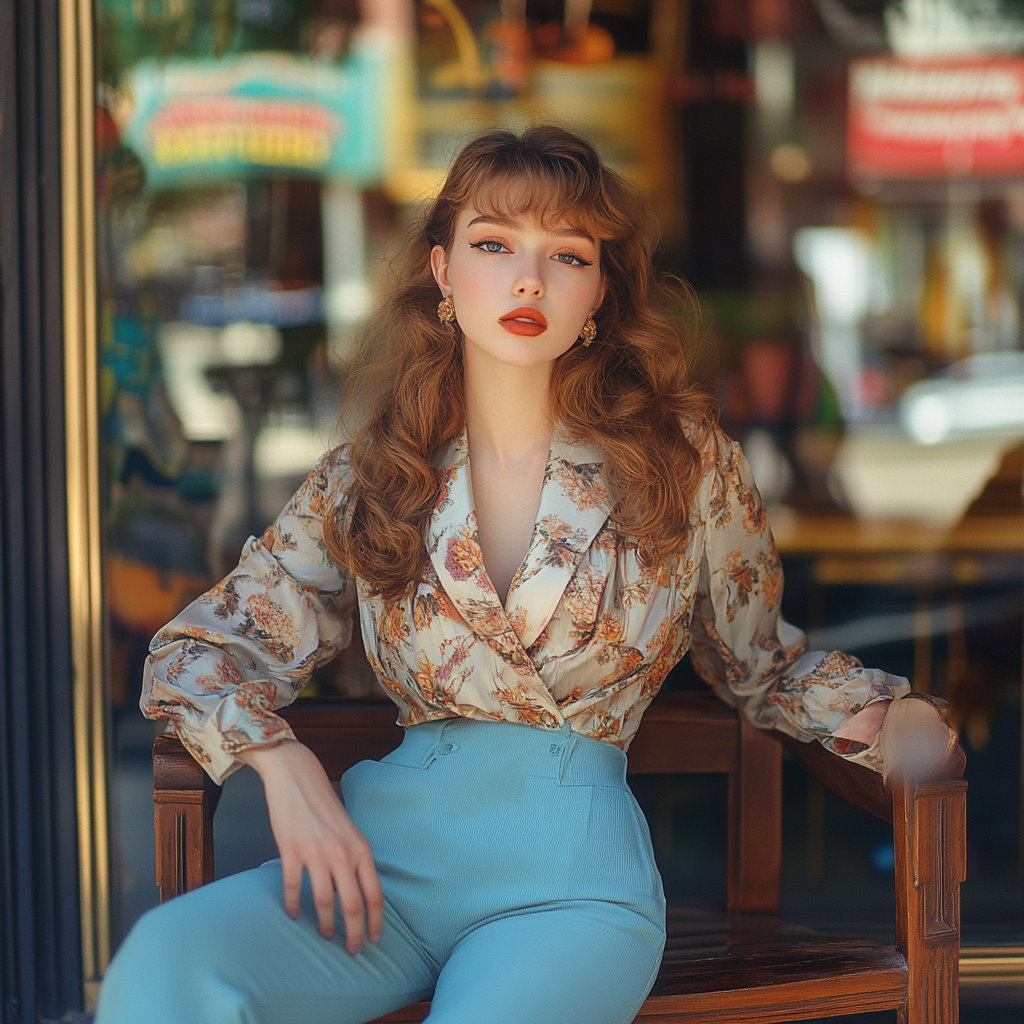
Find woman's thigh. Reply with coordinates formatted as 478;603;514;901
95;861;436;1024
425;900;665;1024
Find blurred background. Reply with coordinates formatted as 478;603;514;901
92;0;1024;1008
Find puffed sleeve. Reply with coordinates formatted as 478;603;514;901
687;429;910;772
140;446;357;784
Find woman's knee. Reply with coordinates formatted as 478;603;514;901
97;878;281;1024
110;866;285;976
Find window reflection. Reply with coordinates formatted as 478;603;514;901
93;0;1024;959
97;0;400;940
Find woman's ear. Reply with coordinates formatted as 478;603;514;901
430;244;451;294
592;277;608;315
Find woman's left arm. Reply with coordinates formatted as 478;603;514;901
687;430;955;777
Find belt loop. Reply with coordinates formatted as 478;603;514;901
557;723;578;784
420;720;450;769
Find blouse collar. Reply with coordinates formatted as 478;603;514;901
426;427;611;650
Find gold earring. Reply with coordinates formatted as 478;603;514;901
438;295;457;329
580;316;597;346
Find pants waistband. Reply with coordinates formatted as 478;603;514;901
390;718;628;786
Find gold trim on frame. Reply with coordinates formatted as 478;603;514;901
59;0;109;1009
960;946;1024;986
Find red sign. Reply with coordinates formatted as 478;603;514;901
848;57;1024;178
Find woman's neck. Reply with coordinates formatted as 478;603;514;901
462;346;554;467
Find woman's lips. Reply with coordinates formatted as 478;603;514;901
499;307;547;337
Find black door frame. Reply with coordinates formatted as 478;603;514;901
1;0;87;1020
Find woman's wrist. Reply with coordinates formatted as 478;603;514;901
236;738;300;778
831;699;890;745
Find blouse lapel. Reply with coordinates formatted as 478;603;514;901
425;432;509;640
425;433;563;719
504;430;611;650
426;428;610;654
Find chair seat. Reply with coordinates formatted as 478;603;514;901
370;906;908;1024
641;907;908;1022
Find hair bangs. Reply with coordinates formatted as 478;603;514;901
440;139;629;246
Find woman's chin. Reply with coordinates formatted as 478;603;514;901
464;332;577;370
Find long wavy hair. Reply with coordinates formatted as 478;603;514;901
323;125;717;601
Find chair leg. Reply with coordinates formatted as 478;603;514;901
153;735;220;901
893;777;967;1024
727;720;782;913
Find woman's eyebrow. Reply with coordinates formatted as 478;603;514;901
466;214;595;242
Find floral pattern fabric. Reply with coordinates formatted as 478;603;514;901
142;427;908;785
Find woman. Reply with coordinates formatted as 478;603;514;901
97;126;955;1024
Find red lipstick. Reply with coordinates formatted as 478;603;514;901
499;307;548;337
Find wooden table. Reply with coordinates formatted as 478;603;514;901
772;510;1024;561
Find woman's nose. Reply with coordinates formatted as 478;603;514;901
513;275;543;298
513;256;544;297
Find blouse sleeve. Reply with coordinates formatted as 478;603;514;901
687;430;910;772
140;447;357;784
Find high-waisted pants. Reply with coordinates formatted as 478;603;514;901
96;719;667;1024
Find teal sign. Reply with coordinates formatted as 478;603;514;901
120;49;386;188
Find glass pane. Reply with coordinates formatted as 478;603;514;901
739;16;1024;950
96;0;396;943
95;0;680;948
93;0;1024;974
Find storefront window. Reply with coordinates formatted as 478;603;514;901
728;0;1024;953
96;0;684;947
93;0;1022;977
96;0;400;941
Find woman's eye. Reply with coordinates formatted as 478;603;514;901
554;252;594;267
469;240;509;254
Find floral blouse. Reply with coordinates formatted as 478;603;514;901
141;426;909;785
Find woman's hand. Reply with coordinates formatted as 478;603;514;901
877;693;962;784
832;694;961;783
831;699;889;746
237;739;383;953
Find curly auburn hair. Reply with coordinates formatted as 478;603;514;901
323;124;717;602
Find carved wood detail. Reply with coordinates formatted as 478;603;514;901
893;778;967;1024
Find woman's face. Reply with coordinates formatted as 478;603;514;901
430;197;606;370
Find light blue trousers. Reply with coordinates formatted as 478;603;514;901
97;719;667;1024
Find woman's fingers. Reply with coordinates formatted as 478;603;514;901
244;740;385;950
879;693;961;784
280;851;304;920
357;848;385;944
286;841;382;951
308;861;339;940
326;832;381;953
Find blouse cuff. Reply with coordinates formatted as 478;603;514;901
174;695;297;785
763;651;910;774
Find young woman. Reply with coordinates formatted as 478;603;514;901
97;126;956;1024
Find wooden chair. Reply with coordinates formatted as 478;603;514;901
153;691;966;1023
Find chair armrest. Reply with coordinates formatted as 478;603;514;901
774;731;894;823
774;697;966;825
153;734;220;902
776;719;968;1021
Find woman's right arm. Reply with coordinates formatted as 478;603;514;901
238;740;383;952
141;448;382;950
